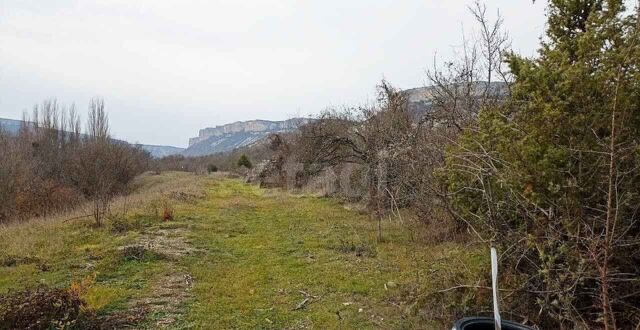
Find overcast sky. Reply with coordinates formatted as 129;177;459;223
0;0;547;147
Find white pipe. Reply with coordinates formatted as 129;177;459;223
491;247;502;330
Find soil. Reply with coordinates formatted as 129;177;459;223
111;227;199;328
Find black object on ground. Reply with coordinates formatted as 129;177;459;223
452;317;535;330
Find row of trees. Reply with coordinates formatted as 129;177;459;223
0;99;150;225
267;1;639;328
152;146;263;174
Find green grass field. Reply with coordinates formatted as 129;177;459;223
0;172;487;329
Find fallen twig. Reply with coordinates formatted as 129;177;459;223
63;214;93;223
293;298;310;311
292;290;320;311
299;290;318;299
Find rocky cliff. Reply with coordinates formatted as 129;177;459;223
188;119;309;147
183;118;310;157
402;81;507;119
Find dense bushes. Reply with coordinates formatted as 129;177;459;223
445;1;640;327
0;98;150;224
293;82;414;217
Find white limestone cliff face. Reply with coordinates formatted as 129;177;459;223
188;119;309;147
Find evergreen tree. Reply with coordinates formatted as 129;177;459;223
446;1;640;327
237;154;252;169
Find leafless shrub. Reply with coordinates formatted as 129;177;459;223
0;98;150;225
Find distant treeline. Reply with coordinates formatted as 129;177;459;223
150;138;272;174
0;99;150;224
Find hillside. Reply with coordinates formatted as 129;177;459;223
181;83;507;157
138;144;185;158
403;81;508;119
0;118;26;135
0;173;485;329
183;118;310;157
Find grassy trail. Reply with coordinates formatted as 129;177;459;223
0;173;485;329
180;179;484;329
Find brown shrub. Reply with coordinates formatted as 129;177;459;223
148;194;175;221
162;207;173;221
0;287;86;329
0;99;150;224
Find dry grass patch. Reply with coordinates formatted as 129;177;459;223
0;171;212;328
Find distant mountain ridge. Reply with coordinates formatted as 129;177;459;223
2;82;506;158
1;117;306;158
138;144;185;158
0;117;183;158
0;118;24;135
181;83;507;157
183;118;310;157
402;81;508;119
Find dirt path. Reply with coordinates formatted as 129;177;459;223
110;227;198;328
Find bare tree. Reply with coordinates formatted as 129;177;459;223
294;81;413;239
0;97;149;225
87;98;109;142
